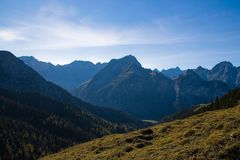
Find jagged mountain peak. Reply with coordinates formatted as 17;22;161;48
212;61;234;71
83;55;145;86
68;60;94;66
94;55;144;79
64;60;97;69
109;55;142;68
196;66;207;71
209;61;237;88
194;66;209;80
122;54;138;61
161;66;183;79
162;66;181;72
19;55;36;60
19;56;54;67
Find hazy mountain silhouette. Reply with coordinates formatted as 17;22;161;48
19;56;107;91
161;67;183;79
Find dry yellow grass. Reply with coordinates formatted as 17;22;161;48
41;105;240;160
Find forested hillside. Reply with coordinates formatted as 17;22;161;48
0;88;129;159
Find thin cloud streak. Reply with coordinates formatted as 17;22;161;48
0;28;26;42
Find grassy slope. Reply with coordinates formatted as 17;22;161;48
41;105;240;160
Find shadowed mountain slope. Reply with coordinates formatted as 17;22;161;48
174;70;229;109
194;61;240;88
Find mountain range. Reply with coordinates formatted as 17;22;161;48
19;56;107;91
20;54;240;120
73;55;235;120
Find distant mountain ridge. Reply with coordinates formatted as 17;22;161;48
73;55;231;120
20;55;240;90
193;61;240;88
161;67;183;79
19;56;107;91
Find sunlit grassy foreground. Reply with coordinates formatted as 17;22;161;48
41;105;240;160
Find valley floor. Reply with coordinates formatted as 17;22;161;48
41;105;240;160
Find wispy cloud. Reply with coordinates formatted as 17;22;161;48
0;3;190;51
0;28;26;42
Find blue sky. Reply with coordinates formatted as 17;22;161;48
0;0;240;69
